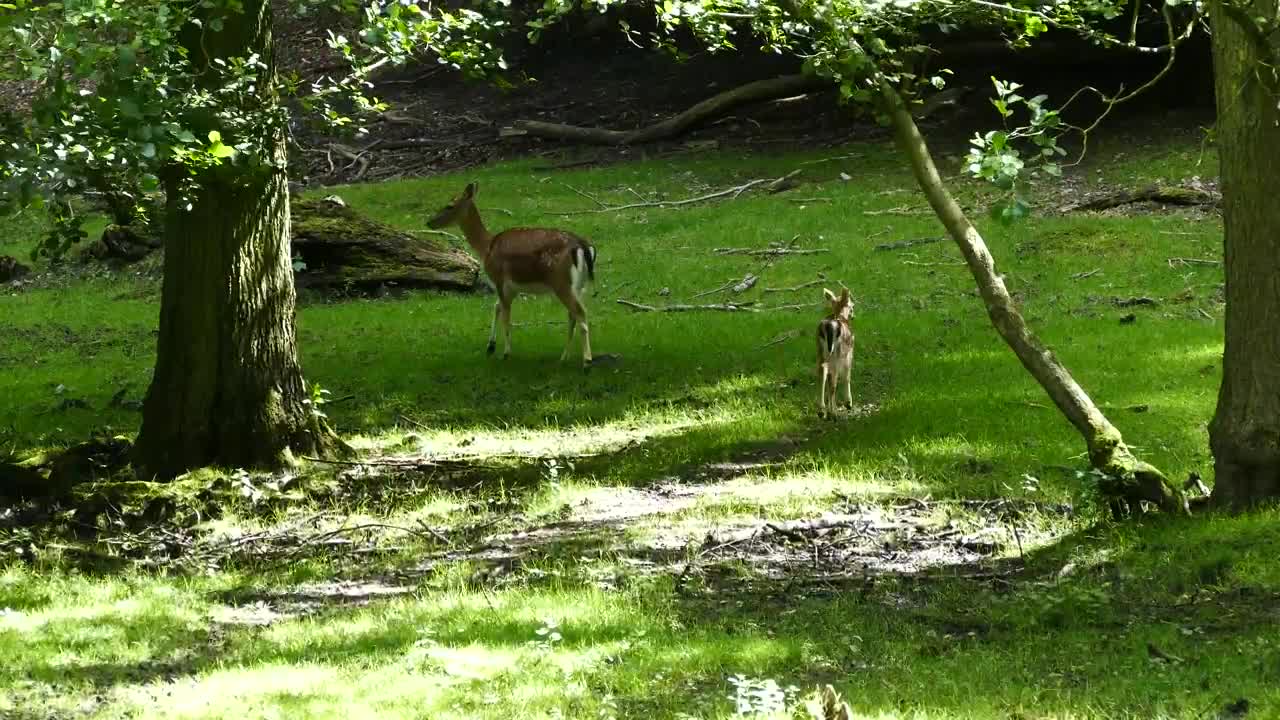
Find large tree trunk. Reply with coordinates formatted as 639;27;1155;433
879;81;1184;514
1207;0;1280;509
133;0;337;479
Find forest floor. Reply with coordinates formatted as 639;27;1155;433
3;117;1277;719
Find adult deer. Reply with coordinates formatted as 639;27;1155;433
428;182;597;367
816;287;854;417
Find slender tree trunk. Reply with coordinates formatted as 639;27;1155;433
133;0;339;479
879;81;1184;514
1207;0;1280;509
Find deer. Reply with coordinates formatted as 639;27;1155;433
816;287;855;417
428;182;597;367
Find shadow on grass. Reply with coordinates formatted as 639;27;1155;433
5;511;1276;718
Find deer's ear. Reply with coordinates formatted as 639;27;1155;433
840;287;850;302
823;288;837;303
464;182;479;198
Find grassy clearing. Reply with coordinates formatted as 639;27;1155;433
2;130;1271;719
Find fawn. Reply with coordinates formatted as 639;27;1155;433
428;182;597;367
816;287;855;417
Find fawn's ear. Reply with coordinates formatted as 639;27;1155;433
839;287;850;302
464;182;478;198
823;288;837;303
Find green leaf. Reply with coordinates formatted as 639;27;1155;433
172;128;196;143
209;142;236;159
141;142;156;158
207;130;222;144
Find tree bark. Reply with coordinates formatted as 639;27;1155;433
1207;0;1280;509
503;74;831;145
879;81;1184;514
133;0;341;479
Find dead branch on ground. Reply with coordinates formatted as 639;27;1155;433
501;75;832;145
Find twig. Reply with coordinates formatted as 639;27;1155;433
553;173;796;215
713;247;830;257
1167;257;1221;268
759;329;801;349
691;279;737;300
903;259;965;267
763;302;822;312
874;236;944;252
617;299;757;313
1071;268;1102;280
786;197;833;204
562;183;608;209
798;154;861;165
764;275;826;293
863;206;925;216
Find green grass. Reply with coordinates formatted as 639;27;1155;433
2;131;1271;719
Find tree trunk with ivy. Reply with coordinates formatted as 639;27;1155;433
133;0;341;479
1207;0;1280;509
879;81;1184;514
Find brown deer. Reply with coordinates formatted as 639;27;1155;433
428;182;596;366
816;287;854;417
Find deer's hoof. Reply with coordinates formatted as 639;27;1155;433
486;341;496;356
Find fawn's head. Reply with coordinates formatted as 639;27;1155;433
823;287;853;321
428;182;479;229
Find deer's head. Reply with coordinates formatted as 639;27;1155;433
823;287;853;322
428;182;479;229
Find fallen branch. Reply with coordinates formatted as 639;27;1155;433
1064;185;1222;212
502;74;832;145
1071;268;1102;280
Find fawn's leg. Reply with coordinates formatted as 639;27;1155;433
819;363;830;416
844;356;854;408
556;286;592;367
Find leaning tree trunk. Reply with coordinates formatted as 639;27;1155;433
1207;0;1280;509
133;0;338;479
879;81;1184;514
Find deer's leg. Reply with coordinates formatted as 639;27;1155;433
556;286;592;367
500;296;513;358
560;311;577;362
487;299;501;356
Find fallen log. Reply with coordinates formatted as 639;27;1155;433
1064;185;1221;212
502;74;833;145
290;197;483;293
